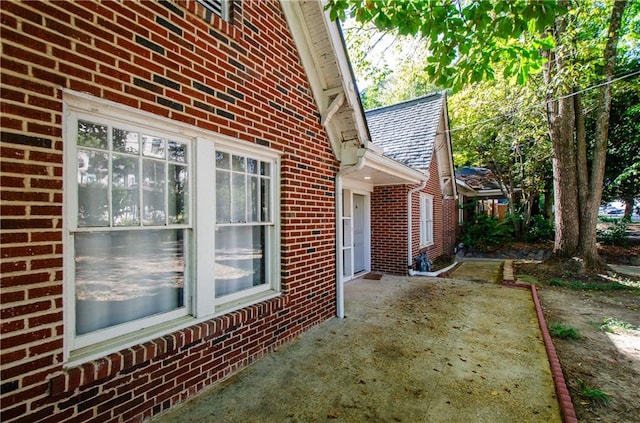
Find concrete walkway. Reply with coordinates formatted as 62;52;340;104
447;259;504;284
609;264;640;277
152;272;560;423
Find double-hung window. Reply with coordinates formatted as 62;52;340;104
64;91;280;362
213;150;276;304
420;194;434;247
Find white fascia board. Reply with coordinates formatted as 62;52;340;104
321;1;370;148
280;1;326;113
363;148;428;184
280;1;342;159
440;97;458;198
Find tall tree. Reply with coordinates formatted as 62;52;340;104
327;0;631;270
449;77;552;237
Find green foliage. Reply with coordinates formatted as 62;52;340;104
573;379;610;406
326;0;565;91
600;317;639;333
548;278;636;292
596;219;629;246
526;215;555;243
549;322;581;340
601;60;640;205
460;213;512;253
342;22;439;109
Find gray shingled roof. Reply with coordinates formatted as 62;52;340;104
365;92;445;172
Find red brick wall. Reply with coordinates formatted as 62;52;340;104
0;1;338;422
371;149;459;275
415;151;448;262
371;185;408;274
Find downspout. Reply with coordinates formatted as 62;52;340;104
406;178;428;274
335;148;366;319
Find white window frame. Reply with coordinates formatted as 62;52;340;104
420;193;434;247
63;90;281;364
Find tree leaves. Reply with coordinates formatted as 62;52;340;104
325;0;565;91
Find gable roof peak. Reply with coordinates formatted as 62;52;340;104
365;91;446;115
363;91;449;172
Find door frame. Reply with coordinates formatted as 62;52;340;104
340;188;370;282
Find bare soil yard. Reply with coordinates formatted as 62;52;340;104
154;275;560;423
517;257;640;423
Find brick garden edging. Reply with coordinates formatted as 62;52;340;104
502;261;578;423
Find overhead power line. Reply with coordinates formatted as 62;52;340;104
442;69;640;135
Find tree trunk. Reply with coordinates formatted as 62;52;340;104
623;196;634;219
575;90;600;267
543;13;580;258
549;97;580;257
577;0;627;270
544;176;554;221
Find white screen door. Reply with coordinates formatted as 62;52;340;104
353;194;366;273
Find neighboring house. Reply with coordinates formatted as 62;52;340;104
456;166;515;222
363;93;459;275
0;1;375;421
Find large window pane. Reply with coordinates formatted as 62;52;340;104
143;159;166;225
112;154;140;226
169;164;188;224
214;225;266;297
75;230;185;335
78;149;109;227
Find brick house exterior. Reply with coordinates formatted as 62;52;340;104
0;1;461;421
0;1;369;422
367;93;459;275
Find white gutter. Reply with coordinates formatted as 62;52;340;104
335;148;366;318
408;260;458;277
406;178;428;272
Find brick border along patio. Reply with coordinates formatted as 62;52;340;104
503;260;578;423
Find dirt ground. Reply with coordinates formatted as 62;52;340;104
517;261;640;423
153;275;560;423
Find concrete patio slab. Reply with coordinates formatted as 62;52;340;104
609;264;640;277
448;260;504;284
152;276;561;423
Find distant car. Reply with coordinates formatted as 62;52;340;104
607;208;624;215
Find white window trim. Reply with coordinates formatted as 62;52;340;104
63;90;281;364
420;193;434;248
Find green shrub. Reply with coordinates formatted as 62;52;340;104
460;213;512;252
597;219;629;246
549;322;581;340
600;317;638;333
525;214;555;243
573;379;610;405
548;278;636;291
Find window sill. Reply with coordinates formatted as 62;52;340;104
66;290;282;368
66;315;197;368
